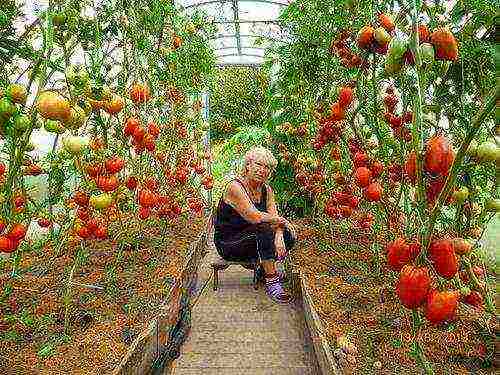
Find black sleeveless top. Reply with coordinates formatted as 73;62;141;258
214;178;268;243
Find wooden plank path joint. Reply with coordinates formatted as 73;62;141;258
169;243;321;375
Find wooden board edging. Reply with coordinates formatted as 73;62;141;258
297;271;341;375
112;230;207;375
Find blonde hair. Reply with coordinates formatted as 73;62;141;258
241;146;278;175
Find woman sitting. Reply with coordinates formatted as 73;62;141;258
213;146;296;304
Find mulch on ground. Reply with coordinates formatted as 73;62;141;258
291;218;497;375
0;215;204;375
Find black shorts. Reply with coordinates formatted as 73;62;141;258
214;224;295;263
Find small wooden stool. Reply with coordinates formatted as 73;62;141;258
211;257;260;291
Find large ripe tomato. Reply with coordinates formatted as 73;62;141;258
354;167;372;188
430;28;458;61
132;126;146;142
7;223;27;241
428;239;458;279
76;226;91;239
0;235;15;253
396;265;431;309
357;25;374;50
138;189;157;208
124;117;140;137
338;87;354;108
425;289;459;325
424;135;455;176
378;13;395;32
36;91;71;121
364;182;383;202
386;238;412;271
96;175;119;192
105;157;125;174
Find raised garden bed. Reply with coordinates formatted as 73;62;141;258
0;215;206;374
290;219;498;374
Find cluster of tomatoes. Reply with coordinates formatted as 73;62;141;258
390;236;485;325
73;191;110;240
382;87;413;142
329;29;364;69
312;86;354;151
123;117;160;155
349;139;384;203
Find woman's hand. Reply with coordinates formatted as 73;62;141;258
275;233;287;260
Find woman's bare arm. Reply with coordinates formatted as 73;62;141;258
224;181;283;225
266;185;296;239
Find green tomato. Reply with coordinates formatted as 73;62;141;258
44;120;66;134
90;193;113;210
13;114;31;132
52;12;67;26
374;27;391;46
0;98;17;119
65;65;89;87
419;43;435;65
387;38;408;61
62;136;89;155
476;141;497;162
452;186;469;204
485;199;500;212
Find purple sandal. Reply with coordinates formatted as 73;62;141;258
265;278;292;304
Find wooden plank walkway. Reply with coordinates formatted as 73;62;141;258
170;243;321;375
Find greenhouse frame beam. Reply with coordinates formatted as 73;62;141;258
182;0;289;10
231;0;242;55
210;33;281;41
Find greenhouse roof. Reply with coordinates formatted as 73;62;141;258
177;0;288;66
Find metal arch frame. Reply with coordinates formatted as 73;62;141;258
181;0;289;10
178;0;284;64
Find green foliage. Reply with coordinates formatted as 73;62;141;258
209;67;269;140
